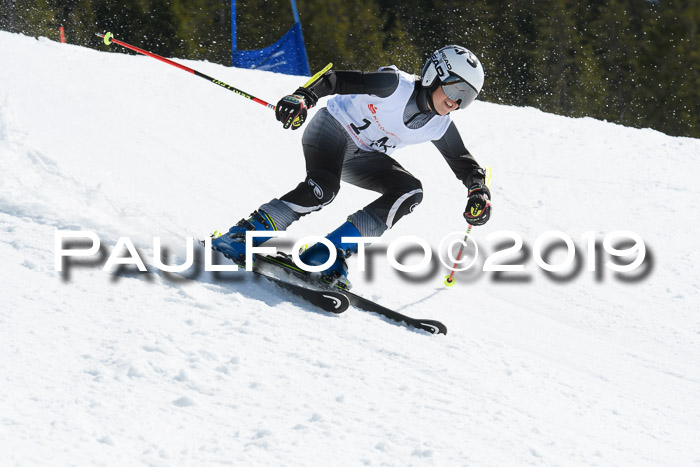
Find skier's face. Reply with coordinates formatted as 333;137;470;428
431;86;459;116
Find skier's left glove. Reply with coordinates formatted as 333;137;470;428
275;87;318;130
464;183;491;226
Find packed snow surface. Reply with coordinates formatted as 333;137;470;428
1;32;699;466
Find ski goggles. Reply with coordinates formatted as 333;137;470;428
441;74;479;109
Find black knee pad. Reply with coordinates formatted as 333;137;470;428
381;184;424;229
399;177;423;209
281;170;340;211
407;188;424;210
398;187;424;216
304;170;340;205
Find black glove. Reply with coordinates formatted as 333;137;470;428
275;87;318;130
464;183;491;226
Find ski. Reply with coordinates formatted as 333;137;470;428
341;290;447;335
254;272;349;314
254;254;447;335
199;239;348;314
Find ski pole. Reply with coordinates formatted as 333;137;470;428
96;32;332;111
443;166;492;287
443;225;473;287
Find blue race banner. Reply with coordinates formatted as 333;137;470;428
232;0;311;76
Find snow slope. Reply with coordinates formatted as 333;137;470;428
1;32;699;466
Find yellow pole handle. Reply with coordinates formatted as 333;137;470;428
301;63;333;89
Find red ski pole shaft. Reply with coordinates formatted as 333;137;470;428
443;166;492;288
96;32;275;110
445;225;472;285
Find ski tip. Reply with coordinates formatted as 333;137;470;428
420;321;448;335
320;291;349;313
103;32;114;45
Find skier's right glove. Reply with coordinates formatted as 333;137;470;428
275;87;318;130
464;183;491;226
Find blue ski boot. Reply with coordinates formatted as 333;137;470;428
211;210;277;267
299;220;361;290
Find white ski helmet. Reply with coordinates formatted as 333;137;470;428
421;45;484;109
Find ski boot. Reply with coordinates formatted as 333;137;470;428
299;220;361;290
211;210;277;267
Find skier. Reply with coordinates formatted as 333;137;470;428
212;45;491;289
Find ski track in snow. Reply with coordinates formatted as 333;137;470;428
1;32;700;466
